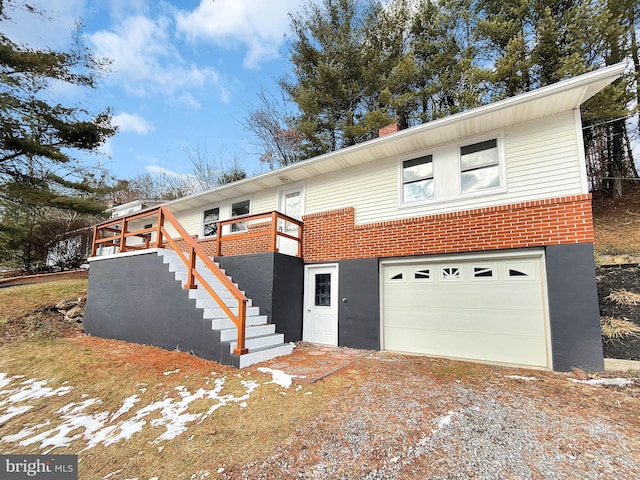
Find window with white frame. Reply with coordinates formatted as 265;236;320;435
231;199;250;232
402;155;434;202
202;207;220;237
460;139;500;194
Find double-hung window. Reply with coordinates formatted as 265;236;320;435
203;207;220;237
231;199;250;232
402;155;434;202
460;139;500;193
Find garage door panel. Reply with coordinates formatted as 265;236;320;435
385;285;543;310
383;307;546;337
382;253;550;368
384;327;548;367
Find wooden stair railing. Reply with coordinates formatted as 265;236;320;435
157;207;249;355
91;206;249;355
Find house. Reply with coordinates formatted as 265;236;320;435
84;64;626;371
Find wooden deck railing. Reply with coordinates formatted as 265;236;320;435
90;206;304;355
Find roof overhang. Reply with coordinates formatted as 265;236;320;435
166;63;626;214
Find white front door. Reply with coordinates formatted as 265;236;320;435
303;264;338;346
278;186;303;256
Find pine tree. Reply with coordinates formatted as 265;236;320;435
0;1;116;213
0;0;117;268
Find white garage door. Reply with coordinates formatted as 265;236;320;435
382;252;550;368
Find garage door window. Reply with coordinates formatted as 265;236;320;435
441;266;462;281
506;261;535;280
412;268;432;281
472;265;495;280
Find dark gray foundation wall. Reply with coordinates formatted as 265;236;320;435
545;243;604;372
84;252;233;365
216;253;304;343
337;258;380;350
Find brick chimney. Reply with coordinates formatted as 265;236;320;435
379;123;399;138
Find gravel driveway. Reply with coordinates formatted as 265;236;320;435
238;354;640;479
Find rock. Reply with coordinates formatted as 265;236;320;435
55;299;78;310
64;305;84;319
571;367;589;380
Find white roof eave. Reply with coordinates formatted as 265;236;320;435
165;63;626;214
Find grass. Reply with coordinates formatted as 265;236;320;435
0;278;344;479
0;279;87;321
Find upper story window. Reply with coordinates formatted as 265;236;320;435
203;207;220;237
402;155;434;202
460;139;500;194
231;199;250;232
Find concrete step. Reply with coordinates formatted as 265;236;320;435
230;333;284;353
219;324;276;342
211;315;268;329
237;343;295;369
195;297;255;310
203;305;260;318
187;288;247;302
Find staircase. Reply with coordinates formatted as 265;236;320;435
157;249;293;368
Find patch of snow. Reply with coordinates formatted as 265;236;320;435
163;369;180;376
0;405;33;423
256;367;304;389
110;394;141;422
1;378;73;404
569;377;636;387
0;372;264;451
157;446;164;453
505;375;538;381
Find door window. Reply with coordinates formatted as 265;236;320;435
314;273;331;306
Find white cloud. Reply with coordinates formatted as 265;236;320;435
87;14;226;105
1;0;86;50
144;165;189;179
113;112;154;135
174;0;298;69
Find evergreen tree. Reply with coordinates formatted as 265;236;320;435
0;1;116;213
0;0;117;268
281;0;386;157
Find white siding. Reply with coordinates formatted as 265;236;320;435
305;111;584;225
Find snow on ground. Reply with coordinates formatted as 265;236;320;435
569;377;637;387
0;369;295;453
256;367;303;388
504;375;538;381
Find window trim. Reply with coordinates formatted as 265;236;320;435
458;135;505;195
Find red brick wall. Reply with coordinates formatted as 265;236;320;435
302;194;593;263
166;222;272;257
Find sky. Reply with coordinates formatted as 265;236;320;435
3;0;301;181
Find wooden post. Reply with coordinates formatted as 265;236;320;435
216;221;222;256
157;208;164;248
270;212;278;252
297;223;303;258
233;298;249;355
91;225;98;257
119;219;128;253
184;245;197;289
